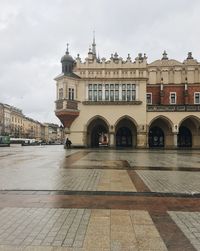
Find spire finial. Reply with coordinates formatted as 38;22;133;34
92;31;96;56
187;52;193;60
93;30;95;43
162;50;168;60
66;43;69;54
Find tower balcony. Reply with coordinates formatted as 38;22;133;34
55;99;79;128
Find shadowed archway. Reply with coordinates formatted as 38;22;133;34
149;126;164;147
87;117;109;148
115;117;137;147
178;116;200;148
148;116;173;148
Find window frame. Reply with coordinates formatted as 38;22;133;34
146;93;152;105
169;92;176;104
194;92;200;104
68;88;75;100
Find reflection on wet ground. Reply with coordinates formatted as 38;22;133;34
0;145;200;250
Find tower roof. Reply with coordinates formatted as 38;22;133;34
61;44;74;63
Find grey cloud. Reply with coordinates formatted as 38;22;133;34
0;0;200;123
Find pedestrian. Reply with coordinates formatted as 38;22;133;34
65;138;72;149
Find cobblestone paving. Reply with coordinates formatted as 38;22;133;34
168;211;200;251
0;208;167;251
0;208;91;248
0;146;79;169
0;168;102;191
79;150;200;168
97;170;136;192
136;170;200;194
0;147;200;250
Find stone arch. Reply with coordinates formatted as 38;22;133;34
178;115;200;148
178;115;200;131
114;116;138;147
86;115;110;148
148;115;173;131
114;115;138;130
148;115;173;148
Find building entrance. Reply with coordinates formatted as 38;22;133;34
87;117;109;148
91;125;108;147
116;127;132;147
178;126;192;147
149;126;164;147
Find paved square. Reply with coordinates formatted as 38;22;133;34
169;211;200;251
0;145;199;250
136;170;200;194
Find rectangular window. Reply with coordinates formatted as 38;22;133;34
122;90;126;101
89;90;92;100
115;84;119;90
105;90;109;100
98;90;102;100
93;90;97;101
69;88;74;100
127;90;131;101
72;89;74;100
110;90;114;101
132;90;136;100
146;93;152;104
115;90;119;101
89;84;92;90
170;92;176;104
194;92;200;104
98;84;102;90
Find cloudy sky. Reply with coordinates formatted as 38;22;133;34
0;0;200;124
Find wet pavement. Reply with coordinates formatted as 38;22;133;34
0;145;200;250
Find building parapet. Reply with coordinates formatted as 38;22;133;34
147;105;200;112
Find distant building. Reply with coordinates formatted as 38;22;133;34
43;123;64;143
54;38;200;149
0;102;62;142
23;117;42;140
0;103;11;135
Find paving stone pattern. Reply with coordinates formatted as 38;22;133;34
0;208;91;248
78;150;200;168
0;168;102;191
136;170;200;194
169;211;200;251
0;208;168;250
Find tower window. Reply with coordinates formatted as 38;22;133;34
69;88;75;100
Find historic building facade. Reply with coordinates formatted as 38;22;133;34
0;103;64;143
55;39;200;149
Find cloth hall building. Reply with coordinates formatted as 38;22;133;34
55;39;200;149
